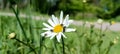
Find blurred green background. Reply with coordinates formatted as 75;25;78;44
0;0;120;54
0;0;120;20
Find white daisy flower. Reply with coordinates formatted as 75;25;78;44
97;19;103;24
41;11;76;42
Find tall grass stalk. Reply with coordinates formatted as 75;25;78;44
105;42;114;54
1;17;3;36
11;6;28;41
15;38;37;54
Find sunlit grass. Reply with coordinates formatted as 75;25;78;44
0;16;120;54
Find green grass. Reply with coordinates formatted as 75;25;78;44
0;16;120;54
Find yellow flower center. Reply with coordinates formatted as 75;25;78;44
53;24;63;33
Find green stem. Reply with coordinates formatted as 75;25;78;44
98;24;103;54
15;38;37;54
53;38;58;54
98;41;103;54
1;18;3;35
39;36;44;54
62;36;65;54
100;24;102;38
11;6;28;41
106;42;113;54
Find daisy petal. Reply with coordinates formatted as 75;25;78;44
41;31;51;36
42;28;50;30
63;15;69;27
68;20;73;24
66;20;73;27
46;33;56;38
56;33;62;42
55;17;59;24
60;11;63;24
48;19;55;27
50;33;57;39
65;28;76;32
52;15;59;24
61;33;67;38
43;23;53;29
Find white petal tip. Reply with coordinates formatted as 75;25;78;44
69;20;74;23
73;29;76;31
61;11;63;13
64;36;67;38
57;40;61;42
66;28;76;32
52;15;55;17
41;33;45;36
66;15;69;17
50;37;54;39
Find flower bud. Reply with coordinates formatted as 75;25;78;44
8;33;16;39
113;39;117;44
113;37;119;44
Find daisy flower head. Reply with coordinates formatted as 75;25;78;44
97;19;103;24
41;11;76;42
